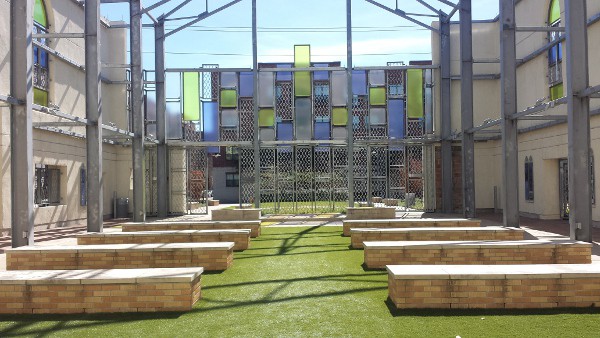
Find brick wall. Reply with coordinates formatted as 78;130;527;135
366;245;591;269
350;228;524;248
78;232;250;251
0;277;202;314
343;219;479;236
122;222;261;237
435;146;463;212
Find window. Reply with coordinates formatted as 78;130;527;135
548;0;563;101
226;146;239;161
225;172;239;187
33;0;50;106
524;156;534;202
35;165;61;206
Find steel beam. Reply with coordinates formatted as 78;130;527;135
440;16;453;213
565;0;592;242
500;0;520;228
85;0;103;232
346;0;355;207
252;0;260;208
459;0;475;218
164;0;243;38
10;0;34;247
155;21;169;218
364;0;440;33
130;0;145;222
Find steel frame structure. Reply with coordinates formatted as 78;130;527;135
4;0;598;246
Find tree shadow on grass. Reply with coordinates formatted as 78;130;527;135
234;247;351;261
0;312;183;337
384;298;600;317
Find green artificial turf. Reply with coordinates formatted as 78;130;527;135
1;226;600;337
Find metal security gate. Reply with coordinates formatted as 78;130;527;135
169;147;209;215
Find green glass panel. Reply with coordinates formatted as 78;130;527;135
369;87;386;106
550;0;560;23
332;107;348;126
294;45;310;68
294;71;311;97
259;108;275;127
34;88;48;106
183;72;200;121
34;0;48;27
220;89;237;108
550;83;564;101
407;69;424;118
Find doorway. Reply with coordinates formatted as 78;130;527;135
559;159;569;219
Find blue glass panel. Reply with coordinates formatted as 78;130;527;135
388;99;405;139
352;70;367;95
548;46;557;63
202;101;219;142
314;122;330;140
207;146;220;154
33;46;39;64
277;64;292;81
239;72;254;97
40;51;48;67
557;42;562;60
314;63;329;81
277;122;293;141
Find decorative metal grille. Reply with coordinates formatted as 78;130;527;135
295;146;314;214
314;146;332;213
183;122;202;142
353;147;368;203
276;146;295;214
169;147;187;214
220;128;238;142
386;70;404;97
313;81;331;119
186;147;208;214
276;82;293;120
259;148;276;214
239;147;255;205
352;96;369;140
406;119;424;138
239;98;254;141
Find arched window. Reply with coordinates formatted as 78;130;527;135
525;156;534;201
548;0;563;101
33;0;49;106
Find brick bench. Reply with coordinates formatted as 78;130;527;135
350;226;524;249
345;207;396;220
364;240;591;269
387;264;600;309
77;229;250;251
122;220;261;237
6;242;235;271
0;267;203;314
343;218;481;236
212;208;261;221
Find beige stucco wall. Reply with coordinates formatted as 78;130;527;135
0;0;132;233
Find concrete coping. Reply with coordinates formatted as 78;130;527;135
346;207;397;210
122;220;260;226
78;229;251;238
387;264;600;280
0;267;204;285
350;226;521;234
6;242;235;253
344;218;479;224
363;239;592;250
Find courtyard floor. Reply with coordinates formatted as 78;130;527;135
1;212;600;336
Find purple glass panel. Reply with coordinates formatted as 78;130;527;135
314;122;330;140
313;63;329;81
388;99;405;139
277;64;292;81
239;72;254;97
203;101;219;142
352;70;367;95
277;122;293;141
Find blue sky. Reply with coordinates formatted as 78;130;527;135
101;0;500;69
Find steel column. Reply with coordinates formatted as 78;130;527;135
459;0;476;218
500;0;520;227
252;0;261;208
85;0;103;232
131;0;146;222
565;0;592;242
439;15;453;213
155;21;169;217
346;0;355;207
10;0;34;247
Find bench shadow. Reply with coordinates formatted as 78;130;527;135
384;298;600;317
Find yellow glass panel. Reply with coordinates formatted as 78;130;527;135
550;83;564;101
369;87;386;106
332;107;348;126
294;71;311;97
259;108;275;127
294;45;310;68
220;89;237;108
34;88;48;106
